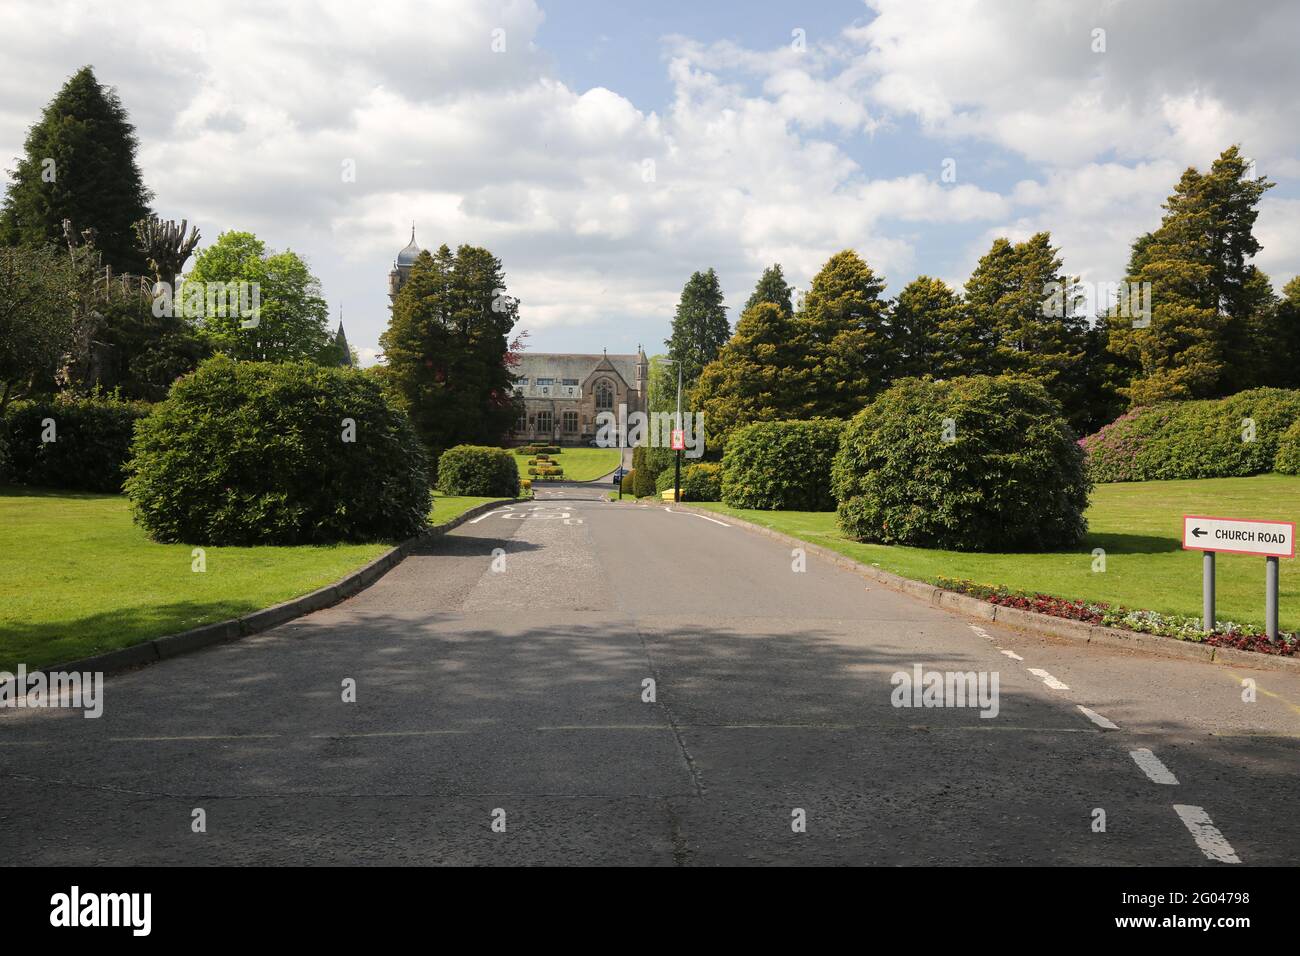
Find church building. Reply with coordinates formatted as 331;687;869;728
388;228;648;445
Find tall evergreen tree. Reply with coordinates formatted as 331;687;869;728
380;244;521;464
745;263;794;315
1108;146;1274;403
1268;276;1300;388
887;276;962;380
1;66;152;275
693;302;810;457
796;249;889;417
665;268;730;388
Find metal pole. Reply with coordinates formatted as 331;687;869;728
1203;551;1215;634
1266;556;1279;641
674;363;682;503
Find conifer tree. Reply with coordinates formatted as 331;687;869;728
665;268;730;388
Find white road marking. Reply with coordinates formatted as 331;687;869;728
1173;805;1242;863
1027;668;1069;690
1130;748;1179;785
1077;705;1118;730
999;649;1024;661
664;508;730;526
468;509;512;524
968;625;992;640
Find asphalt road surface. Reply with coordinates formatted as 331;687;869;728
3;482;1298;865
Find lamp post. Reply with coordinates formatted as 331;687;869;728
659;357;684;503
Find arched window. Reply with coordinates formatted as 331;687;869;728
595;380;614;411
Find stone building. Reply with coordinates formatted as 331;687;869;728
511;349;648;445
388;227;645;445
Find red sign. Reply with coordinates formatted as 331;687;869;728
670;429;685;451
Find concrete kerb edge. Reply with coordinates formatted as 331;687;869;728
37;497;526;679
670;503;1300;674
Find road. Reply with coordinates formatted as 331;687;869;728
2;482;1298;865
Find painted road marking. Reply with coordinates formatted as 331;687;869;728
968;625;992;640
1173;805;1242;863
468;509;513;524
1130;748;1179;785
1027;668;1069;690
1077;706;1118;730
999;649;1024;661
664;508;730;526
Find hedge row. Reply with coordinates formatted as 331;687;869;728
722;419;844;511
4;394;152;493
1277;420;1300;475
438;444;520;497
1080;388;1300;482
515;445;560;456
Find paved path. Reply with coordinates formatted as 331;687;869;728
3;488;1297;865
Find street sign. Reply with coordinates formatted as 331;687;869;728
670;429;685;451
1181;515;1294;558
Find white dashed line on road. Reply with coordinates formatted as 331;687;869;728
968;625;992;639
998;649;1024;661
1130;748;1179;785
1173;805;1242;863
1077;705;1118;730
663;508;730;526
1027;668;1069;690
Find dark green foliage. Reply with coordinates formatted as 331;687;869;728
745;264;794;315
665;268;730;388
125;355;431;544
832;377;1090;551
86;287;210;400
1275;420;1300;475
0;422;10;480
4;392;149;492
722;419;845;511
681;462;722;501
1080;388;1300;481
0;67;152;275
438;444;520;496
380;244;522;462
631;445;657;497
620;469;636;495
516;445;560;455
798;250;889;417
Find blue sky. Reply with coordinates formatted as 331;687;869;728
2;0;1298;362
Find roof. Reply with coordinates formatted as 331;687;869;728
396;227;421;267
513;353;642;388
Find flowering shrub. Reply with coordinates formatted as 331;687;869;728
936;577;1297;656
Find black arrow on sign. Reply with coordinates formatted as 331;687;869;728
1192;527;1208;538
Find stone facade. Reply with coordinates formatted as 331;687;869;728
511;350;648;445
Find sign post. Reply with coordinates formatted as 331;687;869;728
1182;515;1295;640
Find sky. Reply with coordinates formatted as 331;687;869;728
2;0;1299;365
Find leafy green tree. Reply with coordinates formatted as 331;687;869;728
745;263;794;315
693;303;811;457
1;66;152;276
665;268;730;388
379;244;521;465
796;249;889;417
0;244;83;409
887;276;963;380
185;231;330;362
1109;146;1274;403
1267;276;1300;388
88;290;210;401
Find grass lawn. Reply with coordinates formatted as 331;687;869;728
693;474;1300;633
513;447;621;482
0;488;506;671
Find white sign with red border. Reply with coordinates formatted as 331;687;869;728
670;429;685;451
1181;515;1295;558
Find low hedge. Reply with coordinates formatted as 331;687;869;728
682;462;722;501
439;444;521;497
126;356;431;544
832;376;1090;551
1081;388;1300;482
527;466;564;479
5;393;152;493
1275;419;1300;475
721;419;844;511
516;445;560;456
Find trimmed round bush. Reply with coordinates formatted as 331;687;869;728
681;462;722;501
125;355;431;544
832;376;1090;551
438;444;521;497
721;419;844;511
5;393;151;492
1081;388;1300;482
1275;419;1300;475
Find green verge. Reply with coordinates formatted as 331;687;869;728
512;447;621;482
0;487;506;671
692;474;1300;633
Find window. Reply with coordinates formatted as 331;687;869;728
536;410;553;433
515;415;526;432
562;410;578;432
562;378;579;386
517;378;529;385
536;377;555;385
595;380;614;410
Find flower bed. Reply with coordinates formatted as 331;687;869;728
935;577;1298;657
